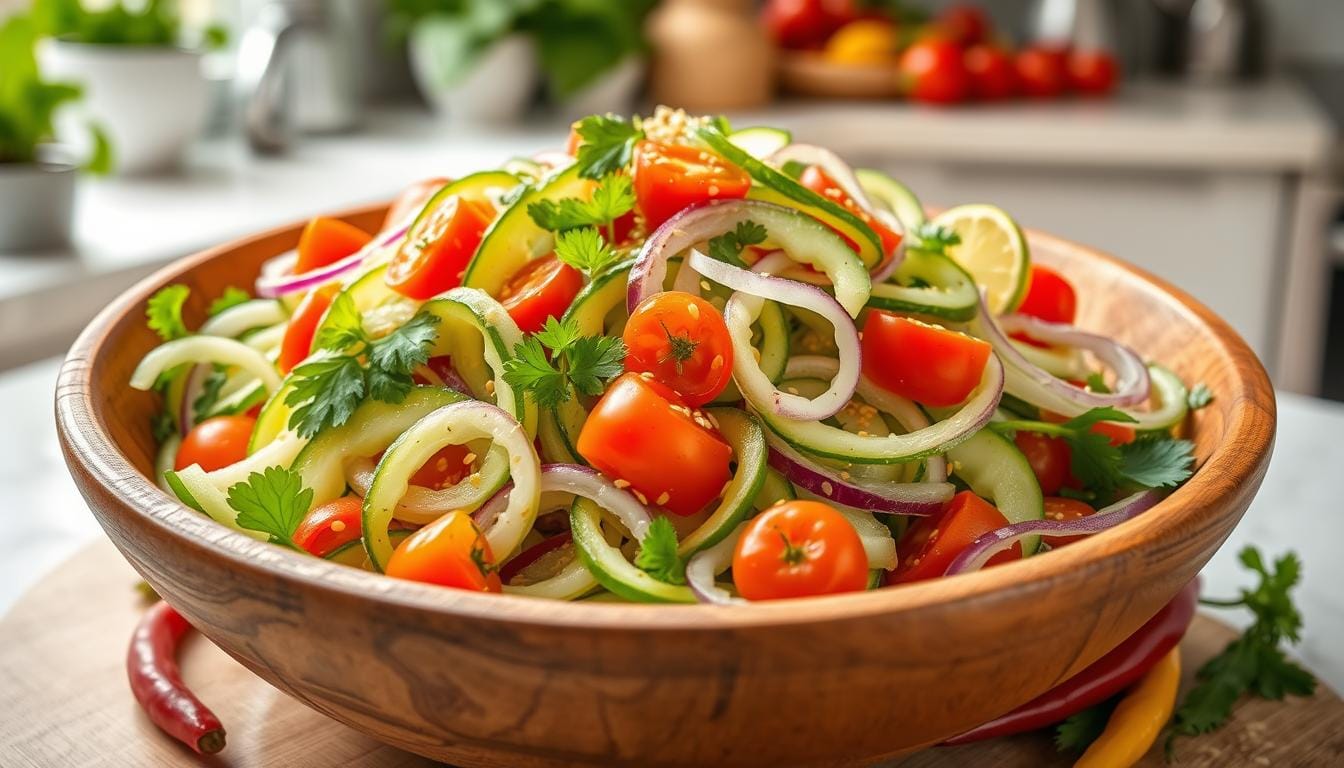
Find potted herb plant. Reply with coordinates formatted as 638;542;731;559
0;13;109;252
34;0;225;174
386;0;653;124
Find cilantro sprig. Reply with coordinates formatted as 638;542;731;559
207;286;251;316
707;220;768;267
911;222;961;256
572;114;643;179
528;173;635;238
1188;383;1214;410
1167;547;1315;753
1054;697;1118;752
502;316;625;409
285;293;440;437
635;516;685;585
225;465;313;551
146;284;190;341
553;227;623;279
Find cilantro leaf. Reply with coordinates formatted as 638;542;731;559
313;292;367;352
588;174;636;225
225;466;312;550
502;337;569;409
503;317;627;408
368;310;440;377
528;174;635;235
207;286;251;316
146;284;191;341
1060;406;1137;432
707;219;768;268
1188;382;1214;410
1085;372;1111;394
635;516;685;585
1054;698;1117;752
573;114;643;179
566;336;627;396
285;356;367;438
553;227;620;278
533;315;582;355
192;368;227;423
912;222;961;256
150;411;177;444
1119;437;1194;488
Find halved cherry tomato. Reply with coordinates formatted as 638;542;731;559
564;124;583;156
632;140;751;232
889;491;1020;584
1068;50;1119;96
1016;45;1070;99
576;373;732;516
862;311;991;407
499;254;583;334
898;38;971;104
965;44;1019;101
1041;497;1097;548
386;510;501;592
622;291;734;406
293;496;363;557
295;217;371;275
1017;264;1077;325
799;164;903;268
277;284;337;374
1014;430;1075;496
732;500;869;600
385;195;495;301
174;415;256;472
409;443;475;490
383;177;450;230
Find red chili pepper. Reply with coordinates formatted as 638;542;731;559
127;601;227;754
944;578;1198;745
499;532;573;585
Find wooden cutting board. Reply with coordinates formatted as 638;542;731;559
1;541;1341;767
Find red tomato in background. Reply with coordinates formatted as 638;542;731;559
862;311;991;407
277;284;337;374
386;195;495;300
732;501;869;601
632;140;752;231
499;254;583;334
1068;50;1119;96
623;291;734;407
761;0;837;49
1013;430;1075;496
386;511;502;593
576;373;732;516
383;177;450;230
1041;496;1097;548
937;4;991;46
293;496;363;557
175;415;256;472
890;491;1020;583
965;44;1019;101
295;217;371;275
1016;45;1070;98
799;164;903;267
899;38;971;104
1016;264;1077;325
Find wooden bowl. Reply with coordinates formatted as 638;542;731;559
779;52;903;99
56;204;1274;767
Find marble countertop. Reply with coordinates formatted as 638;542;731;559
1;356;1342;693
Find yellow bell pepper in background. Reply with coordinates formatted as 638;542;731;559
1075;647;1182;768
824;20;898;66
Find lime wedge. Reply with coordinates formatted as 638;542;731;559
932;204;1030;314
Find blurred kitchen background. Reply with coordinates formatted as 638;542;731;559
1;0;1342;399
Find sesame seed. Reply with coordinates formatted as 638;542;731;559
656;491;670;505
821;481;834;496
840;471;851;481
331;520;346;533
857;430;869;437
614;478;631;489
707;185;720;196
640;370;655;380
462;452;477;465
701;280;713;292
633;490;649;505
786;386;799;395
485;380;496;395
435;458;450;472
710;354;724;370
686;302;699;320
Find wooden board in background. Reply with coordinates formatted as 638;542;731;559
0;541;1340;767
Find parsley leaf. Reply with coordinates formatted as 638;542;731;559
503;316;627;408
528;174;635;238
313;292;367;352
566;336;627;396
1054;698;1118;752
533;315;582;355
1188;382;1214;410
286;356;367;438
502;337;569;409
225;465;312;550
146;284;191;341
150;411;177;444
1085;372;1111;394
368;311;439;378
635;516;686;584
192;368;228;423
1168;548;1315;751
207;286;251;316
1119;437;1195;488
573;114;643;179
553;227;619;278
707;219;768;267
912;222;962;256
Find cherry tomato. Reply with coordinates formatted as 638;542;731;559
409;443;475;490
799;164;903;267
174;415;256;472
861;311;991;407
1014;430;1074;496
383;177;450;231
622;291;734;406
889;491;1020;583
732;500;869;600
499;254;583;334
277;284;337;374
564;124;583;156
1016;264;1077;325
937;4;991;46
632;140;751;232
1016;45;1070;99
898;38;971;105
964;44;1019;101
293;496;363;557
385;195;495;301
761;0;837;50
1068;50;1119;96
386;510;502;592
295;217;371;275
576;373;732;516
1041;497;1097;549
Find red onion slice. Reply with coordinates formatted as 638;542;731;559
254;218;412;299
474;464;654;544
944;490;1162;575
685;523;747;605
766;435;953;515
970;294;1150;414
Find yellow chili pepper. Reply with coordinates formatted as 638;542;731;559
1074;646;1182;768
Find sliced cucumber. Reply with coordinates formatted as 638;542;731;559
947;429;1044;556
753;466;796;511
856;168;926;231
1125;364;1190;432
325;530;412;569
866;249;979;322
166;432;308;538
711;297;791;404
564;259;632;335
198;299;287;338
729;126;792;159
569;498;696;604
537;396;587;466
678;407;768;555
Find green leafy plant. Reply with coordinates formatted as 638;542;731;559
386;0;655;99
32;0;228;49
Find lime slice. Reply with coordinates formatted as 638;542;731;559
931;204;1030;314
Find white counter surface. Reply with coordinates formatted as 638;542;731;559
1;356;1342;694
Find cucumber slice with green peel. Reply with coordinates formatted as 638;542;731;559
728;126;792;159
856;168;926;231
710;298;791;404
503;554;598;600
569;497;696;604
325;530;412;568
167;432;308;538
696;127;885;271
464;165;595;296
677;407;768;555
866;249;980;322
1124;364;1190;432
563;259;633;335
536;396;588;466
946;429;1044;556
753;466;796;511
932;204;1031;315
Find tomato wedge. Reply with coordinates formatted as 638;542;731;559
293;496;363;557
622;291;734;407
1016;264;1077;325
499;254;584;334
277;284;337;374
383;177;450;230
576;373;732;516
799;164;903;268
295;217;371;275
862;311;991;407
632;140;751;231
175;415;255;472
386;195;495;300
889;491;1019;583
385;511;502;592
732;500;869;600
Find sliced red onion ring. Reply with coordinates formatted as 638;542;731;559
474;464;654;544
686;522;748;605
700;252;860;421
970;294;1150;414
254;218;411;299
944;490;1161;575
766;434;953;515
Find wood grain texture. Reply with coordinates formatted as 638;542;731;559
3;541;1339;768
53;205;1277;767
